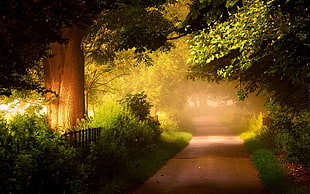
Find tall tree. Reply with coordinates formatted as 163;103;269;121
1;0;118;129
42;24;85;129
1;0;175;130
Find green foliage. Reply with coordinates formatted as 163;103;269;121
0;96;167;193
236;89;248;101
0;113;83;193
105;37;194;120
178;0;242;33
120;92;152;121
87;97;161;185
188;0;269;81
246;112;263;132
258;104;310;168
221;113;290;193
159;116;179;132
95;131;192;193
89;100;124;128
187;0;310;112
83;1;174;64
1;0;174;94
225;112;309;193
247;144;286;191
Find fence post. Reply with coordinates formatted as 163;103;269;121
62;127;102;155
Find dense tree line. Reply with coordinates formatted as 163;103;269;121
1;0;309;128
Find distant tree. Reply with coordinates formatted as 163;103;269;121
109;37;194;117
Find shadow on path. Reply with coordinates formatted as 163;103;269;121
133;115;267;194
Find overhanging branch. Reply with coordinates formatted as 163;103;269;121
167;33;188;41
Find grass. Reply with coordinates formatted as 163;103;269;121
96;131;192;194
220;114;309;194
242;134;286;192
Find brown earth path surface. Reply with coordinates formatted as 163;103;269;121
133;115;267;194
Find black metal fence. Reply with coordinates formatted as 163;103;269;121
62;127;102;152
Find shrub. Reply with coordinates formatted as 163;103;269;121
0;113;83;193
246;113;263;132
88;96;161;181
259;104;310;168
119;92;152;121
274;112;310;167
90;100;124;128
159;115;179;132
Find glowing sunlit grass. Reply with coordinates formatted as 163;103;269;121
234;116;288;192
243;138;286;191
239;131;256;140
161;131;192;142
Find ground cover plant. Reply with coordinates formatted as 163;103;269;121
0;113;84;194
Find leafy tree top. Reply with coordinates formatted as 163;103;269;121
0;0;173;95
187;0;310;112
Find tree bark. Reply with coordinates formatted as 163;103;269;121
43;24;85;131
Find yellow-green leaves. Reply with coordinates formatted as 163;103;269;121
188;0;269;80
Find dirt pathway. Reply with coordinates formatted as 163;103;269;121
133;115;267;194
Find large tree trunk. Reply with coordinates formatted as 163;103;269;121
43;24;85;131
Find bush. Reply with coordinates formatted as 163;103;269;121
274;113;310;167
0;113;83;193
159;115;179;132
88;96;161;182
258;104;310;168
120;92;152;121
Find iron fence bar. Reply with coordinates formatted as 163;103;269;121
62;127;102;153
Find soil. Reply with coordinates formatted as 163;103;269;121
133;115;268;194
276;154;310;186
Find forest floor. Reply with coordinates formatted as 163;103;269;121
133;115;268;194
277;154;310;186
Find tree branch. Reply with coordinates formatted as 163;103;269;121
167;33;188;40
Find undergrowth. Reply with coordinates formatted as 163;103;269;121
0;93;193;194
87;93;192;193
220;112;309;194
0;114;83;194
94;131;192;193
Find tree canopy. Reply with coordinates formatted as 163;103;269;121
1;0;179;129
1;0;309;112
0;0;173;95
186;0;310;112
0;0;108;94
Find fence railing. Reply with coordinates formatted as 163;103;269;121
62;127;102;152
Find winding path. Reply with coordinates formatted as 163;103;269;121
134;115;267;194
